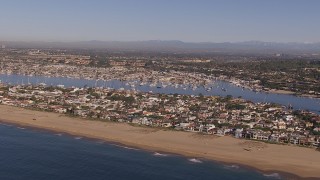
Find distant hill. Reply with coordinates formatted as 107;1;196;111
1;40;320;54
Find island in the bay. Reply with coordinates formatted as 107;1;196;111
0;42;320;179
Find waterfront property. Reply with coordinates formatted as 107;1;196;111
0;83;319;149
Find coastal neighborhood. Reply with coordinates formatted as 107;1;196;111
1;48;320;150
1;83;319;149
2;1;320;179
1;48;319;98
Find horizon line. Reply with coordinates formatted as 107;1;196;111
1;39;319;44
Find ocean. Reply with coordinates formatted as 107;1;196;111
0;123;283;180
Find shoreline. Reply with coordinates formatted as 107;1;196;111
1;105;320;179
0;120;302;180
226;79;320;99
267;89;320;99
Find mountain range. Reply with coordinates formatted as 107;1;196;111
1;40;320;54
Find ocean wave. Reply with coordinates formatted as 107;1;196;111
0;123;8;126
122;146;139;150
74;137;82;140
188;158;202;163
223;164;240;170
112;144;139;150
55;133;63;136
263;173;281;179
17;127;25;130
153;152;168;157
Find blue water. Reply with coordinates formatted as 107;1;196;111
1;74;319;114
0;123;281;180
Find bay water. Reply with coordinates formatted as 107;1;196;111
0;74;319;114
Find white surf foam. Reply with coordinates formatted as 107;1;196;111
188;158;202;163
113;144;139;150
263;173;281;179
74;137;82;140
223;164;240;170
122;146;139;150
153;152;168;157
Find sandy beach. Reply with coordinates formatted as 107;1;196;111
0;105;319;179
267;89;320;99
268;89;296;95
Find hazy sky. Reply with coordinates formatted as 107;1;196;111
0;0;319;42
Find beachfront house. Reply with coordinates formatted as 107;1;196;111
235;128;243;138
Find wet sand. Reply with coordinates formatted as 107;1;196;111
0;105;319;179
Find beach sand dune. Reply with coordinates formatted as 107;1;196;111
0;105;319;179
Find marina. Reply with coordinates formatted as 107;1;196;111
1;73;319;114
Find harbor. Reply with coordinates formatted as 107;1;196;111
1;73;319;114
